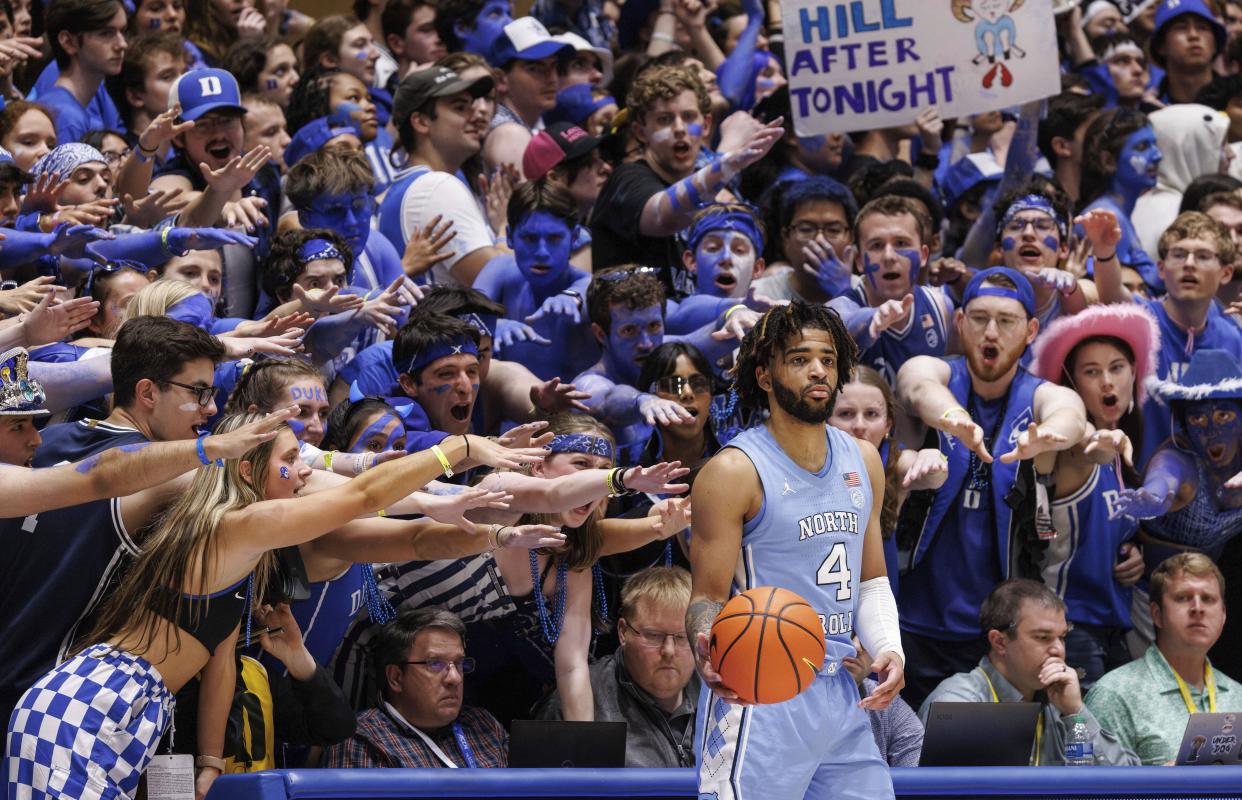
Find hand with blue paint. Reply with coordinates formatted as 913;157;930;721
1027;267;1078;296
165;227;258;252
526;291;583;326
529;377;591;414
495;317;552;353
43;223;114;261
800;235;856;298
998;421;1069;465
1110;485;1175;520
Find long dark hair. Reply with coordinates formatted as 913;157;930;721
322;397;399;452
637;341;721;462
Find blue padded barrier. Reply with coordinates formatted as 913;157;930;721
208;767;1242;800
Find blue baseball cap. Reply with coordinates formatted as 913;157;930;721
486;17;573;68
1151;0;1227;68
545;83;615;127
962;267;1036;318
284;117;363;169
168;68;247;122
940;152;1003;212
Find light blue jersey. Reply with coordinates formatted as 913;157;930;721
695;424;893;800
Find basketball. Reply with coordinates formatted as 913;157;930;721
709;586;826;705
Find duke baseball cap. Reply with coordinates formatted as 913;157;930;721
393;66;495;126
522;122;600;180
487;17;574;68
168;68;246;121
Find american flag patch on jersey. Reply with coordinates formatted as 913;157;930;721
843;471;861;487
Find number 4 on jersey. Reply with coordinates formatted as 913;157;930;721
816;541;852;601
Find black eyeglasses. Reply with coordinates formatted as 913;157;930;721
403;658;476;675
84;259;150;295
651;374;710;396
163;379;216;407
597;266;660;283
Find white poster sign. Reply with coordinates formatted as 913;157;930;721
779;0;1061;136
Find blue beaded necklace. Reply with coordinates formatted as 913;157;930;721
529;550;569;645
592;562;610;632
361;563;397;625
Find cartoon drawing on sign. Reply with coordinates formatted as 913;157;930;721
952;0;1027;89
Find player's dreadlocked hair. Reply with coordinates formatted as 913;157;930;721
732;301;858;414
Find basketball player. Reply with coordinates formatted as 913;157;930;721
687;301;905;800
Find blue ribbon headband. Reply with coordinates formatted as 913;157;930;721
548;433;616;461
459;312;497;340
405;336;479;376
997;194;1067;240
686;209;765;254
299;238;343;265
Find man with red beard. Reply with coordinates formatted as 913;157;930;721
378;66;506;287
894;267;1087;710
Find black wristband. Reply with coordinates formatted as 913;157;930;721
914;151;940;170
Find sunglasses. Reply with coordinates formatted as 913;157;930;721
84;259;150;295
597;266;659;283
651;374;710;396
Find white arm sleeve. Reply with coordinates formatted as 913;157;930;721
857;577;905;664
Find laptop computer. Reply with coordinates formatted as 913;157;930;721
919;702;1042;766
508;720;628;768
1175;713;1242;765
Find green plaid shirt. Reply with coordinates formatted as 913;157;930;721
1086;646;1242;765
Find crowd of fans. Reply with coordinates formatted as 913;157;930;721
3;0;1242;792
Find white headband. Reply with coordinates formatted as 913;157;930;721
1082;0;1118;27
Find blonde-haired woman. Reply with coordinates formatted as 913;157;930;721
5;417;547;799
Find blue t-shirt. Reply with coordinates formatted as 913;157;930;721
34;85;126;144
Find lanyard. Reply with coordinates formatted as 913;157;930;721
1172;663;1217;715
977;667;1043;767
383;701;478;768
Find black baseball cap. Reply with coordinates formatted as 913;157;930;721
392;66;494;126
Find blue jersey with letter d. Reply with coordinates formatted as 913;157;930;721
728;423;872;665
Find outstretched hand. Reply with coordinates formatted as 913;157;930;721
938;408;991;463
1074;209;1122;254
530;377;591;414
622;461;691;494
869;294;913;339
1110;486;1174;520
201;145;271;195
801;236;856;298
998;421;1068;464
417;486;512;533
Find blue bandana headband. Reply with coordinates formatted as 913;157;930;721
549;432;615;460
997;194;1067;240
459;312;497;340
405;336;479;376
31;143;107;179
687;210;765;254
299;238;343;265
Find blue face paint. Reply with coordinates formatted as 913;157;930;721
355;50;370;61
265;78;278;90
287;418;306;438
1113;126;1162;200
350;413;402;453
279;465;290;479
606;305;664;385
694;230;758;299
1002;236;1016;251
687;122;704;138
1184;399;1242;470
897;248;922;286
861;253;882;288
461;0;512;55
149;16;160;27
432;383;452;395
1043;236;1060;251
511;211;574;291
300;190;373;254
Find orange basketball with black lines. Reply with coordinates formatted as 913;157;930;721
709;586;826;705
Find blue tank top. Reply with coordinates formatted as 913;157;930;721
271;563;368;677
1046;463;1136;628
847;284;951;387
727;424;872;664
0;420;148;714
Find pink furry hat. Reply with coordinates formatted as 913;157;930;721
1029;304;1161;404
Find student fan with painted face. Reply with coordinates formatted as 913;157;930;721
472;178;596;381
665;203;770;335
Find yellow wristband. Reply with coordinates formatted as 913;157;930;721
724;304;746;321
941;406;969;420
376;508;387;517
431;444;454;478
323;450;335;472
